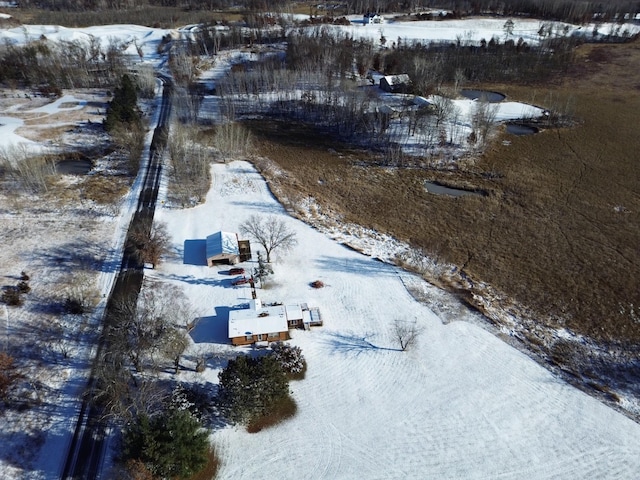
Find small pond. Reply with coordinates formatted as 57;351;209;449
424;181;484;198
56;158;94;175
506;123;539;135
461;89;506;103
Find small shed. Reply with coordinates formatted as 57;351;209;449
206;231;251;266
379;74;412;93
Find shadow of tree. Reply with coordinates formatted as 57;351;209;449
314;254;396;276
230;200;283;214
32;240;119;274
320;330;399;356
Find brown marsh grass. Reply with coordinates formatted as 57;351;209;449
247;39;640;351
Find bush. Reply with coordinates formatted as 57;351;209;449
17;281;31;294
310;280;325;288
122;409;209;480
0;352;23;404
64;296;85;315
213;122;253;160
270;342;306;379
1;287;23;307
246;394;297;433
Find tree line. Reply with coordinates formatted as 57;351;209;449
14;0;640;26
0;37;128;92
210;27;578;155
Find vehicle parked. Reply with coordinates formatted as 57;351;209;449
228;267;245;275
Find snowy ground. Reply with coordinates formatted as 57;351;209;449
1;14;640;479
150;160;640;479
314;15;640;46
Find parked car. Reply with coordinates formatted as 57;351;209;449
232;276;250;286
228;267;245;275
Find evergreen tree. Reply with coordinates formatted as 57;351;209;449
270;342;305;376
253;251;273;288
122;409;209;479
105;74;140;132
217;355;289;424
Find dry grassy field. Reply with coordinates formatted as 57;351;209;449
246;39;640;405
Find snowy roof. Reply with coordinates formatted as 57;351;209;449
206;231;239;259
381;74;411;84
228;304;288;338
284;304;304;321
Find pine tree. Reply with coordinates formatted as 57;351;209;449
270;342;305;376
253;251;273;288
122;409;209;479
105;74;140;132
217;355;289;424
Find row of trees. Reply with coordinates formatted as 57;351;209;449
0;37;129;91
213;28;559;154
15;0;640;25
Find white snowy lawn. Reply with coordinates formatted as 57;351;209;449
151;161;640;479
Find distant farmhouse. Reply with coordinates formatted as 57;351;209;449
379;74;412;93
364;12;384;24
206;231;251;266
228;298;322;346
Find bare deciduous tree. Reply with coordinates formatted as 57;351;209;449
159;329;190;374
391;319;423;352
240;214;297;263
470;99;498;148
213;122;253;161
129;220;171;269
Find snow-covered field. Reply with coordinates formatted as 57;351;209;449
2;13;640;479
152;160;640;479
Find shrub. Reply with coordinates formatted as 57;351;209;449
213;122;253;160
0;352;23;404
1;287;23;307
246;394;297;433
64;296;85;315
310;280;325;288
17;281;31;294
270;342;306;379
185;448;220;480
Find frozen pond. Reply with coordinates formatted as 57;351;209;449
56;158;93;175
461;89;506;103
506;123;539;135
424;181;484;197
